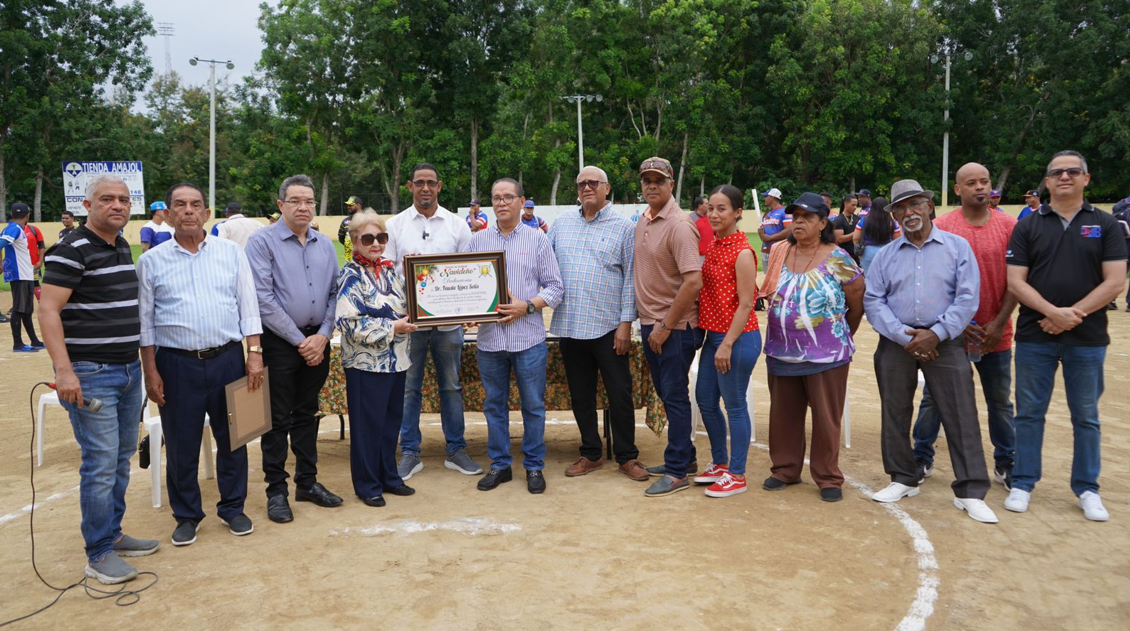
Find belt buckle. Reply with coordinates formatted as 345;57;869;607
195;349;207;360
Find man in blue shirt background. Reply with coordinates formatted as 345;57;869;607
521;199;548;232
2;202;42;351
757;187;790;257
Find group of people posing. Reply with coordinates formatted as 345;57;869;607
36;149;1121;588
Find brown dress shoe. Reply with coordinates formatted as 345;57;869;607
565;456;604;477
619;459;650;482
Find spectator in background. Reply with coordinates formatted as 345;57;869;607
268;212;280;224
756;188;790;258
339;195;362;259
467;199;489;233
856;189;873;216
853;196;900;272
832;193;860;255
60;210;77;240
139;201;174;252
521;199;548;232
690;195;712;260
821;192;838;219
24;217;45;300
3;203;42;351
1017;190;1042;221
216;202;264;248
1112;185;1130;312
210;201;240;236
988;189;1002;212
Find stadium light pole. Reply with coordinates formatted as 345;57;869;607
561;94;603;172
189;56;234;212
931;51;973;209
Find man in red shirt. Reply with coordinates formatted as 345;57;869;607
690;196;712;259
25;222;45;300
912;162;1019;487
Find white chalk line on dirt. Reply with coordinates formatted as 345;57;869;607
331;517;521;537
11;419;937;630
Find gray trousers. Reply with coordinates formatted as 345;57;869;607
874;336;990;499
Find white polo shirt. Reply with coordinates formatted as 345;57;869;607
216;214;264;248
384;204;472;333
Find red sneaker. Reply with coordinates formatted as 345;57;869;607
693;463;730;485
705;473;747;498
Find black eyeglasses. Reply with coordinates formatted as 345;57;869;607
358;233;388;246
1046;168;1086;179
412;179;439;188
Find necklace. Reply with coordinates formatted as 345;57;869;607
792;243;821;273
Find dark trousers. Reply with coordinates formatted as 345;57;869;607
640;324;703;479
559;331;638;464
261;328;330;498
874;336;990;499
767;363;849;489
345;368;406;498
155;343;248;522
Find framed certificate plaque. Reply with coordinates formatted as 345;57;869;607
403;251;509;327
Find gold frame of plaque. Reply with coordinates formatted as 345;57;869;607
403;251;509;327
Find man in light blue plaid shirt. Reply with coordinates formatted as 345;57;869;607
549;166;648;482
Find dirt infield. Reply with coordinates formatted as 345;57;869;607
1;293;1128;630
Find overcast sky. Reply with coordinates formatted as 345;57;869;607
127;0;276;94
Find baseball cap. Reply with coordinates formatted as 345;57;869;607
344;196;361;206
150;201;167;212
524;200;535;208
226;201;242;213
761;188;783;200
785;192;830;219
857;188;872;197
268;211;281;220
1023;189;1040;198
639;156;674;178
470;198;481;206
10;202;30;218
990;189;1001;197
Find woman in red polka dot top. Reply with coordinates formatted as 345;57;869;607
693;184;762;499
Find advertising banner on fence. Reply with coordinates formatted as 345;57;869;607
61;161;146;216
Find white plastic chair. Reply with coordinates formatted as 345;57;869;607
36;390;63;467
146;413;215;509
689;349;759;444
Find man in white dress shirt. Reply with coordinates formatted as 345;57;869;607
216;202;264;248
384;163;482;481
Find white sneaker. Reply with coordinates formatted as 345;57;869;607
872;482;920;503
1078;491;1110;522
1004;488;1031;513
954;498;999;523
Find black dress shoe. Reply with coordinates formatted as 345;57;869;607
820;487;844;502
477;467;513;491
386;485;415;497
360;496;386;507
296;482;344;507
526;470;546;494
267;495;293;523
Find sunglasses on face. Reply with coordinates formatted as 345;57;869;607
576;180;606;190
1046;168;1086;179
358;233;388;246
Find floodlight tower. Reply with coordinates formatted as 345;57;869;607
560;94;604;172
931;51;974;209
157;23;175;74
189;56;234;212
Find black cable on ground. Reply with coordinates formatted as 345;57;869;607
0;382;158;627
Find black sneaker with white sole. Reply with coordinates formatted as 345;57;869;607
994;461;1013;491
221;513;254;536
171;519;200;546
916;459;934;484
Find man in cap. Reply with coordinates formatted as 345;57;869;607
690;196;712;260
864;179;997;523
59;210;78;240
216;201;263;248
988;189;1002;212
522;199;548;232
856;189;873;216
2;203;43;351
1005;150;1127;521
633;156;704;497
912;163;1019;490
139;201;174;252
467;198;489;233
756;187;791;257
1017;190;1041;221
268;212;280;224
338;196;362;258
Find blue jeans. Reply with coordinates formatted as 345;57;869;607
696;330;761;475
859;245;879;273
478;342;548;471
1013;342;1106;496
641;324;703;479
400;327;467;456
913;349;1015;467
59;360;144;563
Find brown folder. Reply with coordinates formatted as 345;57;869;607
224;367;272;450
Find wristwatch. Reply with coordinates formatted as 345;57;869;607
526;301;537;315
248;345;264;354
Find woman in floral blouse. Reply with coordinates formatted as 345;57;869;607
763;192;865;503
335;210;418;507
694;184;761;498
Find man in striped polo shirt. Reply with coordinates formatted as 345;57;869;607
39;174;159;584
468;177;564;494
138;182;263;546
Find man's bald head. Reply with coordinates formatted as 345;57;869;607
954;162;992;211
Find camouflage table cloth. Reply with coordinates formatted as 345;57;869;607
318;338;668;436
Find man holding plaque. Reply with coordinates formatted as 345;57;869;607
549;165;647;481
384;163;482;480
469;178;564;494
138;182;264;545
634;156;704;498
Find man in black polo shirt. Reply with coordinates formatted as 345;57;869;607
38;173;159;584
1005;150;1127;522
